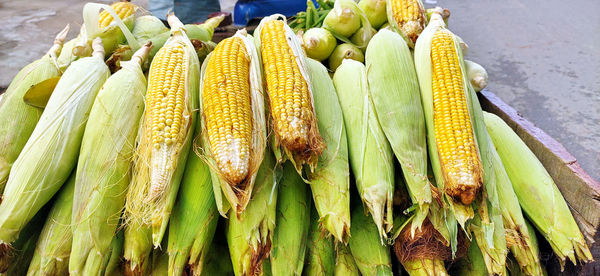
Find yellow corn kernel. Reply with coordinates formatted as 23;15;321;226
431;29;482;205
202;37;252;185
390;0;427;44
99;1;135;29
260;20;322;155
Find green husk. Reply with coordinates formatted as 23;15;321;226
194;40;216;64
323;0;361;37
124;222;152;275
200;236;234;276
27;173;75;276
464;60;487;92
124;14;201;250
132;15;169;42
0;38;109;270
302;27;337;61
167;123;218;276
0;25;69;194
333;59;394;240
358;0;387;29
349;26;376;48
348;203;393;276
334;244;359;276
304;207;335;276
150;248;169;276
201;29;266;216
483;111;593;268
328;43;364;71
304;58;351;243
226;150;277;276
57;36;80;71
366;28;431;234
451;239;487;276
102;230;124;276
69;43;150;276
270;163;311;275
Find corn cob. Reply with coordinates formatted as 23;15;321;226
0;25;69;194
304;207;335;276
270;163;311;275
199;29;266;216
386;0;427;47
304;58;351;243
69;43;151;275
394;218;450;276
335;244;360;276
358;0;387;29
365;29;431;232
464;60;488;92
167;121;218;276
27;173;75;276
98;1;135;29
333;59;394;240
484;111;592;268
0;38;109;272
255;15;325;171
348;203;393;276
124;14;200;249
226;150;277;276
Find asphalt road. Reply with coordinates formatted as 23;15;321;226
0;0;598;180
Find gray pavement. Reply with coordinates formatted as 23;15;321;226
0;0;598;180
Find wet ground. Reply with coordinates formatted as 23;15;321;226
0;0;598;180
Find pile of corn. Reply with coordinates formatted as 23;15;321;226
0;0;592;275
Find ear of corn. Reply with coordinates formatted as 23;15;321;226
333;59;394;240
304;207;335;276
26;173;75;276
0;38;109;270
0;25;69;194
334;244;360;276
484;111;592;268
167;123;218;276
358;0;387;29
226;150;278;276
255;15;325;172
99;230;125;276
200;236;234;276
199;30;266;216
304;58;351;243
464;60;487;92
123;222;152;275
385;0;427;47
365;29;431;234
69;43;151;275
348;203;393;276
131;15;169;41
124;14;200;248
57;36;80;71
150;248;169;276
452;238;488;276
270;162;311;275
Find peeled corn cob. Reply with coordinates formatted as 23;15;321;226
304;207;335;276
199;29;266;216
226;150;277;276
124;14;200;249
27;173;75;276
0;38;109;272
333;59;394;240
255;15;325;171
98;1;135;29
270;163;311;275
0;25;69;194
304;58;351;243
167;122;218;276
484;111;592;268
69;43;151;275
386;0;427;47
348;203;393;276
365;29;431;232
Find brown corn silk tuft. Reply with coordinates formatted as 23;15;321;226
394;219;450;264
430;29;482;205
259;19;324;167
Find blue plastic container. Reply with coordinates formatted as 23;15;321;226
234;0;314;26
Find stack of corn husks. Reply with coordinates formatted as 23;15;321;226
0;0;592;275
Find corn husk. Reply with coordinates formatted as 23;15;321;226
124;222;152;275
452;239;487;276
464;60;488;92
69;43;151;275
27;173;75;276
304;58;351;243
328;43;364;71
333;59;394;240
73;2;138;57
102;230;124;276
0;25;69;193
348;203;393;275
349;25;376;48
150;248;169;276
483;111;593;268
226;150;277;276
366;28;431;234
302;27;337;61
57;36;80;71
167;125;218;276
334;244;360;276
358;0;387;29
0;38;109;271
270;163;311;275
124;14;201;249
200;236;234;276
132;15;169;42
199;29;266;217
304;207;335;276
323;0;362;37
